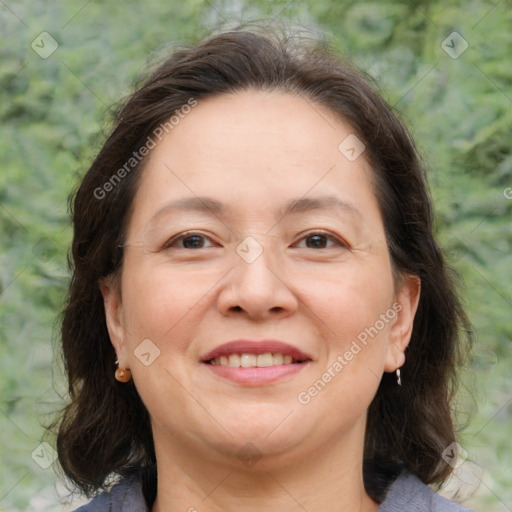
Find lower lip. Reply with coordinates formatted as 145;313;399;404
204;362;309;385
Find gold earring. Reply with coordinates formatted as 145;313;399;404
114;358;132;383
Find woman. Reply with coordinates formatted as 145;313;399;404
55;25;474;511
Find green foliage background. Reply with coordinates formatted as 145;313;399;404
1;1;510;510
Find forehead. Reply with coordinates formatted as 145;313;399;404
129;90;380;229
156;89;350;168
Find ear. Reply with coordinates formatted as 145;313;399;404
99;276;129;367
384;274;421;373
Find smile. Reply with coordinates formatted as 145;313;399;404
207;353;305;367
200;339;312;385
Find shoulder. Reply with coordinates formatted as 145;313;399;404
72;474;148;512
378;470;474;512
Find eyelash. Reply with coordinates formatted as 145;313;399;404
163;231;350;250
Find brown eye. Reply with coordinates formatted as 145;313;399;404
294;232;349;250
164;232;217;250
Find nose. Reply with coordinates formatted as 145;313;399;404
216;234;299;321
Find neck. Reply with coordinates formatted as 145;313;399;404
151;420;379;512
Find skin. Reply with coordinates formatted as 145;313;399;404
101;90;420;512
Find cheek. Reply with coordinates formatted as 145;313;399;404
300;261;394;338
297;262;395;408
302;272;393;416
119;261;219;340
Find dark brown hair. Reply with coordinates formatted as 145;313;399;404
54;24;471;503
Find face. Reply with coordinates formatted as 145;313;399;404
101;90;420;468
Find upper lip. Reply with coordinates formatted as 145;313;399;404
200;339;313;363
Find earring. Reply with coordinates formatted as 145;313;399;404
396;368;402;386
114;357;132;383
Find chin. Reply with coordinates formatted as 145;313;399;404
210;433;305;472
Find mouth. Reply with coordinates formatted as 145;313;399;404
200;340;312;385
206;352;309;367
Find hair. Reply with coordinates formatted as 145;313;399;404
54;23;471;505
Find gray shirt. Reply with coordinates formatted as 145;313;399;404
73;470;474;511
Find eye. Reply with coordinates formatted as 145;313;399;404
161;230;349;251
163;231;218;250
293;231;349;250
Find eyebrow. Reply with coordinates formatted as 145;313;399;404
147;195;363;225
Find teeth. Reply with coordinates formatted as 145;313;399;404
210;353;299;367
273;353;284;365
257;353;273;367
241;354;257;367
228;354;241;367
